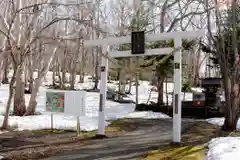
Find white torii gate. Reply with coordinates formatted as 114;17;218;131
84;30;204;143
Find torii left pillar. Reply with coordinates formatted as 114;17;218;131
97;45;109;136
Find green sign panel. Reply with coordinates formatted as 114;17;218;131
46;92;65;112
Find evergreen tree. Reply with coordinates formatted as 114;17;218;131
141;39;196;105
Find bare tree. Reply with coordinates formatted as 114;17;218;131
152;0;209;105
202;0;240;131
0;0;94;128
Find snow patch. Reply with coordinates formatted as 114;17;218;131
206;118;225;127
0;72;194;132
206;118;240;160
208;137;240;160
0;115;110;132
124;111;170;119
206;118;240;130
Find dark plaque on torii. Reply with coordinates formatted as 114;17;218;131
131;31;145;55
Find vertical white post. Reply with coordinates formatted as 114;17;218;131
133;0;141;105
173;37;182;143
97;45;109;135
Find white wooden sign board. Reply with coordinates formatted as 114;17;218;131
45;90;86;116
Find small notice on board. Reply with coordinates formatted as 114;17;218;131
46;92;65;113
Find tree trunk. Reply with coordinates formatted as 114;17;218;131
52;68;56;86
13;66;26;116
69;60;76;90
222;76;240;131
151;70;157;85
1;69;17;129
29;79;33;93
52;59;57;86
2;55;9;84
0;56;5;86
120;74;126;94
24;78;40;116
79;60;84;83
157;2;167;106
24;61;28;88
117;69;121;99
147;88;153;104
62;48;67;84
27;54;34;92
0;42;9;85
157;76;165;105
25;47;58;115
79;74;84;83
126;77;132;94
93;47;99;90
135;58;139;105
222;0;240;131
28;68;34;93
193;48;201;86
165;78;169;106
44;75;47;82
70;67;76;90
135;74;139;105
62;63;66;84
57;61;64;89
70;74;75;90
222;96;239;131
79;49;86;83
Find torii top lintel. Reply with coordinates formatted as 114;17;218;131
84;30;205;47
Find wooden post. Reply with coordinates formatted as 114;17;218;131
77;116;80;136
51;113;53;133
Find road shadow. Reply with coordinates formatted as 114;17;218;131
43;119;195;160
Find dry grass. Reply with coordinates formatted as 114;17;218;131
31;118;137;138
142;122;219;160
145;145;206;160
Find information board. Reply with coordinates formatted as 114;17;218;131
45;90;86;116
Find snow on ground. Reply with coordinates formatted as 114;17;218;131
0;114;110;131
124;111;170;119
206;118;240;130
206;118;225;127
206;118;240;160
208;137;240;160
0;72;193;132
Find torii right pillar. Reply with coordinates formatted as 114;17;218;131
173;37;182;144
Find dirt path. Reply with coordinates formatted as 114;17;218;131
41;119;196;160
